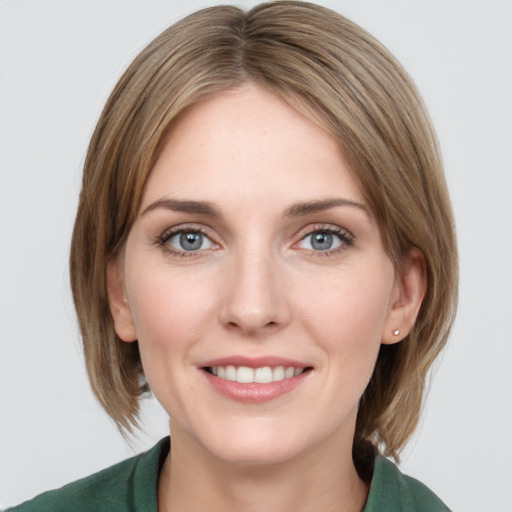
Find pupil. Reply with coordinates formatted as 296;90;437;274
180;232;202;250
312;232;332;250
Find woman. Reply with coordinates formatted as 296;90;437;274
8;1;457;510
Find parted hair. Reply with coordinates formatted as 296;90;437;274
70;1;458;462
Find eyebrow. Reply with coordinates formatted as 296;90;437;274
141;198;223;218
284;198;369;217
141;197;368;219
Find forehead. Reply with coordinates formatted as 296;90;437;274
142;84;365;211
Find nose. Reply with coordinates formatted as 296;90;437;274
219;247;291;337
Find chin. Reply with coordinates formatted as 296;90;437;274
190;416;323;467
211;438;304;467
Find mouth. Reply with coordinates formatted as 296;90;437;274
203;365;312;384
200;358;313;403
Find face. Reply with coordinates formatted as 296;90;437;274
109;84;411;466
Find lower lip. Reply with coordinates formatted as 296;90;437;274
202;370;310;404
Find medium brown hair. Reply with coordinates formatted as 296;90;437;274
70;1;458;461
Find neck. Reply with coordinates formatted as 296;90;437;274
158;423;369;512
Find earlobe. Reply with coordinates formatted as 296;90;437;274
106;261;137;342
382;248;427;345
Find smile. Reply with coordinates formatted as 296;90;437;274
205;365;305;383
201;357;313;403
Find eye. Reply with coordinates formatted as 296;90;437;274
158;228;215;255
297;227;353;253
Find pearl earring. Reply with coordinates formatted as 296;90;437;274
393;329;400;336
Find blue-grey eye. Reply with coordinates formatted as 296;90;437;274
169;231;213;251
300;231;343;251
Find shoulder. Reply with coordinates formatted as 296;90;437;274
364;456;452;512
6;437;169;512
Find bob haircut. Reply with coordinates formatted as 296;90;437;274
70;0;458;461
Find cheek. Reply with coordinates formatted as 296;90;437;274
127;264;217;355
296;265;394;366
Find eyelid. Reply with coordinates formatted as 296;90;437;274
292;223;355;254
156;223;221;257
155;222;354;258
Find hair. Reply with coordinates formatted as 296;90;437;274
70;0;458;463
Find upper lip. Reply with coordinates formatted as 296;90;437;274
200;355;310;369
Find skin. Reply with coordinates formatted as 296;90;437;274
108;84;426;511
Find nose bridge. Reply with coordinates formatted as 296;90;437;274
220;239;289;335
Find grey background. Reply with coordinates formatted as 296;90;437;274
1;1;511;510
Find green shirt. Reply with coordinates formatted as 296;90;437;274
7;438;451;511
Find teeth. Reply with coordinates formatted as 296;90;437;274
255;366;273;383
273;366;285;381
225;365;237;381
208;365;305;383
237;366;254;383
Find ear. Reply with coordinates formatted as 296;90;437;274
106;260;137;342
382;248;427;345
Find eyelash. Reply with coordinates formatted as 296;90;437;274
155;223;354;258
155;225;217;258
296;224;354;257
